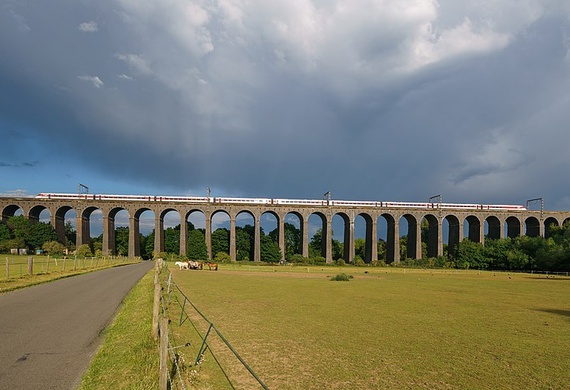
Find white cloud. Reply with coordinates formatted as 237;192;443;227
0;189;31;197
78;75;104;88
78;21;98;33
115;53;153;76
409;17;511;70
112;0;547;109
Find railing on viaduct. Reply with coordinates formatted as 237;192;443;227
1;194;569;263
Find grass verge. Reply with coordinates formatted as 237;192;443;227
78;269;158;390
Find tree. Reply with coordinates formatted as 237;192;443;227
145;231;155;256
211;228;229;256
236;226;253;260
456;239;486;269
164;226;180;254
6;216;32;247
377;239;386;261
188;229;207;260
309;228;324;258
0;222;11;241
483;239;511;269
305;227;343;260
115;227;129;256
354;238;366;261
65;221;76;246
399;235;408;260
268;222;302;260
0;238;25;253
6;216;57;250
332;239;343;261
260;235;281;262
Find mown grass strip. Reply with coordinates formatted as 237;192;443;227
78;269;158;390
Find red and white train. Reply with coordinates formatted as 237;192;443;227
35;193;527;211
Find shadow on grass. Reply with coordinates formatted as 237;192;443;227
524;276;570;281
536;309;570;318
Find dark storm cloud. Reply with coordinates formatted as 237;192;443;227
1;0;570;208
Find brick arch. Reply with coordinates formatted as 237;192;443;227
544;217;559;239
525;216;540;237
465;215;482;243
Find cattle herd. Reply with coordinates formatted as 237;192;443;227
175;261;218;271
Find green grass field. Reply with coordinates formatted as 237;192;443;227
0;255;140;293
165;264;570;389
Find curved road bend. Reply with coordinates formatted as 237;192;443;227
0;261;154;390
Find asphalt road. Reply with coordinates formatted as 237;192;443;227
0;261;154;389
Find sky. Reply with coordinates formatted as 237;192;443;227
1;0;570;212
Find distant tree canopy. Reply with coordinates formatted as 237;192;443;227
0;216;57;251
451;225;570;271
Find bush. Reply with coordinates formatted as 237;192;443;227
289;254;306;263
42;241;66;256
330;273;353;281
354;258;365;267
371;259;386;267
336;258;346;266
153;251;169;260
214;252;231;263
310;256;326;265
76;244;93;258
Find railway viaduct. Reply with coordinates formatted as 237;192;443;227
1;196;570;264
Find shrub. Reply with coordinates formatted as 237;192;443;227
330;273;353;281
42;240;66;256
311;256;326;265
289;254;306;264
336;258;346;266
354;258;365;267
153;251;169;260
76;244;93;258
214;252;231;263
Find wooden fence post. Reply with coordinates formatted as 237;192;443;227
152;282;161;340
27;256;33;276
159;317;169;390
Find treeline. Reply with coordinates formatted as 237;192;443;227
453;224;570;271
1;215;569;271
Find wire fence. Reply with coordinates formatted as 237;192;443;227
3;255;137;281
155;261;269;390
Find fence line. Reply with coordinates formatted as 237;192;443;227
3;255;135;281
155;262;269;389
